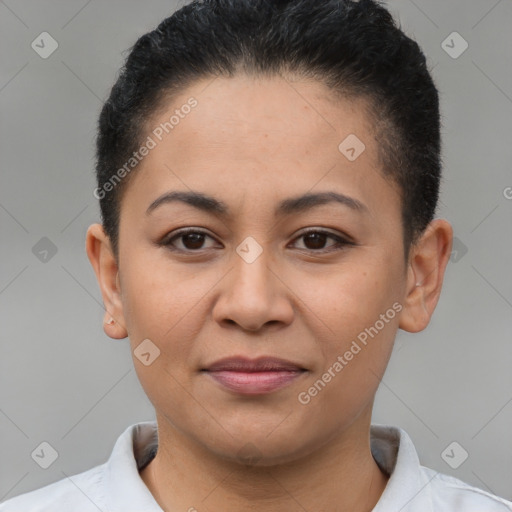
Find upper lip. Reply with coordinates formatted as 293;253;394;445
203;356;306;372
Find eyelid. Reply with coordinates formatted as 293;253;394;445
161;226;355;253
164;226;353;241
161;227;216;245
293;227;354;243
288;228;355;253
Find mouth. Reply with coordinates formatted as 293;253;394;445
201;356;307;395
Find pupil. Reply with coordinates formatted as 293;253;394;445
184;233;204;249
305;233;326;249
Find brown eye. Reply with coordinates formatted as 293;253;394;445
180;232;207;250
163;229;218;252
302;232;329;250
292;229;353;253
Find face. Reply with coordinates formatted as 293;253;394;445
88;74;450;465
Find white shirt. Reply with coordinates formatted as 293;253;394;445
1;420;511;511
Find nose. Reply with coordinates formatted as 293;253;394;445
212;244;294;332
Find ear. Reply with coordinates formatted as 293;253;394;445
399;219;453;333
85;223;128;339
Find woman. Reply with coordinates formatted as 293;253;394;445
2;0;511;510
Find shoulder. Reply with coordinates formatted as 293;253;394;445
0;463;107;512
422;466;512;511
0;421;158;511
370;424;512;512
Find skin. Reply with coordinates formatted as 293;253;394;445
86;74;452;512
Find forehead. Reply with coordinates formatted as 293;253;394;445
123;74;399;221
155;75;373;164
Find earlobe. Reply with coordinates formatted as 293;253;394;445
85;223;128;339
398;219;453;333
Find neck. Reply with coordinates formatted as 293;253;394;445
140;409;389;512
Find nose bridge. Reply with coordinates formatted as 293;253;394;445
232;236;274;306
212;235;292;331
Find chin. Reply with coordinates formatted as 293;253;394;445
200;427;321;468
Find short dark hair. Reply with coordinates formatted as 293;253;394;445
95;0;441;261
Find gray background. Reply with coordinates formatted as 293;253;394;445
1;0;511;503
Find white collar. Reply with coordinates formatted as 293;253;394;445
4;420;510;510
104;421;161;511
103;421;434;511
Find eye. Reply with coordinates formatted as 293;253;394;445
160;227;354;254
290;229;354;253
161;228;219;252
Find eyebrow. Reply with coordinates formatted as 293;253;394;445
146;190;368;217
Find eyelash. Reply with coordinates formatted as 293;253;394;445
160;227;354;254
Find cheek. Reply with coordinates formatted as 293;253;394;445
121;257;213;412
294;271;400;432
291;253;402;387
121;248;208;333
296;256;401;335
120;252;229;380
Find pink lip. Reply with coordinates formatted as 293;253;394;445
203;356;306;395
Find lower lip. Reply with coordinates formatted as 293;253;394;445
205;370;304;395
